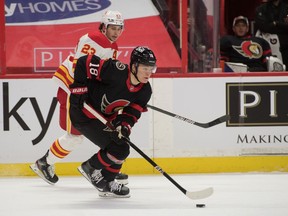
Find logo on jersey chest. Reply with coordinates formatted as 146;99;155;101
233;40;263;59
101;94;129;115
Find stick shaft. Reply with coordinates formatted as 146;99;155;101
147;104;195;124
147;104;226;128
124;138;187;194
147;104;229;128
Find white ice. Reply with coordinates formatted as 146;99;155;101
1;173;288;216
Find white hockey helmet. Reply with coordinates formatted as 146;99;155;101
101;10;124;28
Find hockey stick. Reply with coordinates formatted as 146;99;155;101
147;104;229;128
83;102;213;200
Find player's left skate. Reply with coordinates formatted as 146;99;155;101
99;180;130;198
30;151;59;185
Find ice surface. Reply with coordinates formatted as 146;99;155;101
1;173;288;216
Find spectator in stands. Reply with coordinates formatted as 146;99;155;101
255;0;288;68
220;16;272;72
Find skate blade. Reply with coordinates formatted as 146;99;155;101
98;191;131;198
77;166;101;191
77;166;92;184
29;164;55;185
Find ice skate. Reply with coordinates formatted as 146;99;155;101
78;161;130;198
30;151;59;185
99;180;130;198
115;172;129;185
78;161;107;190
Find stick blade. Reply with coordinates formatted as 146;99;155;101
186;187;214;200
207;114;230;128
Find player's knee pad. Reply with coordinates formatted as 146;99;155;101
106;142;130;161
58;133;84;151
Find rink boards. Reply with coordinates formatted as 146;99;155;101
1;74;288;176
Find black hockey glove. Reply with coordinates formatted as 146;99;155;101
111;122;131;145
69;83;88;109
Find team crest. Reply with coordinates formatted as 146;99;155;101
101;94;130;114
233;41;263;59
116;61;126;70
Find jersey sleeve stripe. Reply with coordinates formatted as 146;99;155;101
53;73;69;89
53;65;74;88
96;59;105;81
129;103;144;112
122;112;138;124
85;54;93;79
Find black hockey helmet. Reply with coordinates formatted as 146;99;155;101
130;46;157;68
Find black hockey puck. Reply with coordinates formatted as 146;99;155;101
196;204;206;208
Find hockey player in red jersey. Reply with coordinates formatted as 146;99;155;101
220;16;272;72
30;10;128;185
69;46;157;197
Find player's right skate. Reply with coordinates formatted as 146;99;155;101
30;151;59;185
98;180;130;198
78;161;130;198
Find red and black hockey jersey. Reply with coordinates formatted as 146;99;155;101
70;54;152;128
220;35;272;71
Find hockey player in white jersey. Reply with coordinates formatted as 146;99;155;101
30;10;128;185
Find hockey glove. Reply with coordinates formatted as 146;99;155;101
69;83;88;109
111;123;131;145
